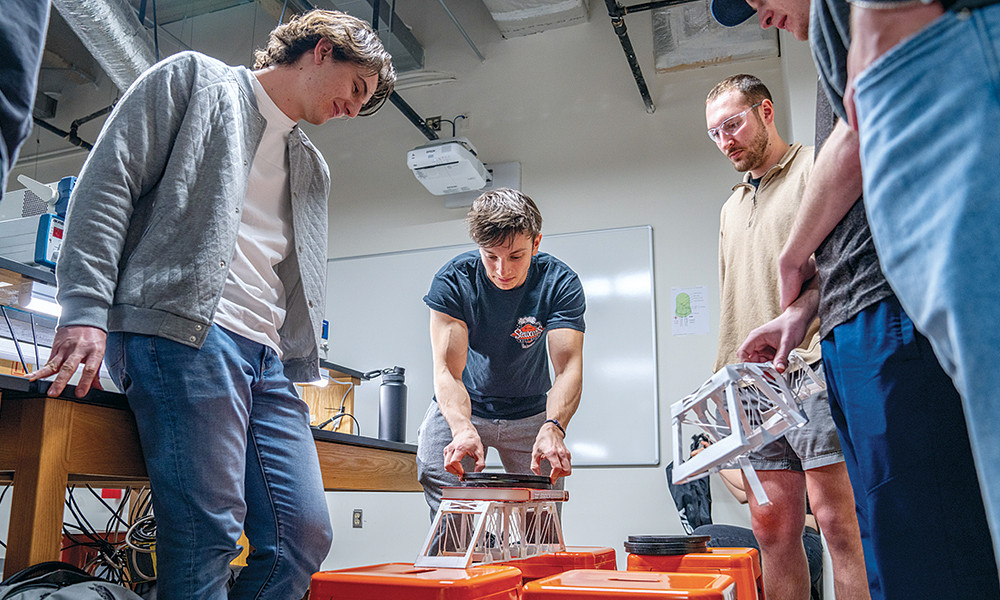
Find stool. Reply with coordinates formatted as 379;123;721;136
522;569;737;599
309;562;523;600
627;548;762;600
499;546;616;582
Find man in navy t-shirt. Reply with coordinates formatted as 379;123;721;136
417;188;586;517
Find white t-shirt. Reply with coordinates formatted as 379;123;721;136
213;74;296;355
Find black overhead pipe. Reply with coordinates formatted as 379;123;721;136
69;103;115;146
389;92;439;141
618;0;694;13
605;0;655;114
29;101;115;153
369;2;438;142
32;117;94;150
604;0;699;114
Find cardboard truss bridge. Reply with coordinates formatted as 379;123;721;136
415;486;567;569
670;352;824;505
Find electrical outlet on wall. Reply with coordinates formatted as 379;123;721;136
352;508;363;528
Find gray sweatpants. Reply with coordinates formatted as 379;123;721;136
416;402;564;519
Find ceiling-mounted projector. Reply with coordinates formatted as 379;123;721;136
406;137;491;196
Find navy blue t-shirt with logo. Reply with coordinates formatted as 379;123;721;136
423;250;586;420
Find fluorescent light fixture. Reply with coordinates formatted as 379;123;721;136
24;282;61;318
24;296;61;318
0;281;61;318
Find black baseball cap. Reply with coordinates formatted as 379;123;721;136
711;0;757;27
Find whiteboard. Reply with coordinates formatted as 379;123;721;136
325;225;659;466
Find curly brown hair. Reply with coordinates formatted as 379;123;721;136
253;10;396;116
467;188;543;248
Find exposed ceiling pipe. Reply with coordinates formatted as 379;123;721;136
32;118;94;151
435;0;486;62
51;0;157;92
69;103;117;146
365;3;438;141
389;93;439;141
54;0;435;142
603;0;698;114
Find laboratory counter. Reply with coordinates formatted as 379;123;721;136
0;373;419;578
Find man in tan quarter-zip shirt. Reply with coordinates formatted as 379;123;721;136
705;74;869;600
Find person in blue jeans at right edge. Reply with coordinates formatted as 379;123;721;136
846;0;1000;580
710;0;1000;595
417;188;586;518
29;10;396;600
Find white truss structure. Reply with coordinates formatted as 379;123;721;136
670;352;824;504
414;487;567;569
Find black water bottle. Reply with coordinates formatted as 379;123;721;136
378;366;407;442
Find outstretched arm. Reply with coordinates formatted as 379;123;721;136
532;327;584;483
429;309;484;476
779;120;863;309
719;469;749;504
739;278;820;373
33;57;199;398
692;441;748;504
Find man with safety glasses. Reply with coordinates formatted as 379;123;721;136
706;74;869;600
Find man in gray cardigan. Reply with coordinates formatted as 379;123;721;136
29;10;394;600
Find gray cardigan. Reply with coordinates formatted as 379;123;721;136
56;51;330;382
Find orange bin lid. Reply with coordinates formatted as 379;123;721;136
627;547;759;575
500;547;617;581
310;563;523;600
626;548;760;600
522;569;737;599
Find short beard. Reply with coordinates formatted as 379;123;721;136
733;129;767;173
731;114;770;174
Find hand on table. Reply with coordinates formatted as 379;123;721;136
28;325;107;398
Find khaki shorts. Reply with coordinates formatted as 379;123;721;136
748;363;844;471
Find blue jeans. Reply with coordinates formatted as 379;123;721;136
854;5;1000;570
822;297;999;599
105;326;332;600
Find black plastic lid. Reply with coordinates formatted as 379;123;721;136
459;472;552;489
624;534;710;556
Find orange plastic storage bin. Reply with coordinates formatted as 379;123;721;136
310;562;523;600
500;546;617;582
522;569;737;599
627;547;762;600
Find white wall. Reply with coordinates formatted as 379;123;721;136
8;2;820;573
